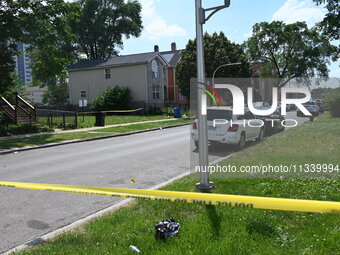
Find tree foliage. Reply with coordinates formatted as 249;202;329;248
91;86;132;111
69;0;142;60
246;21;336;87
0;0;143;97
27;3;79;86
0;0;77;93
176;32;252;98
325;88;340;117
313;0;339;41
313;0;340;61
0;43;17;96
42;80;69;107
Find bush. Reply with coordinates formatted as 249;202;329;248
161;107;174;116
91;86;132;111
0;124;53;137
325;90;340;117
0;111;7;124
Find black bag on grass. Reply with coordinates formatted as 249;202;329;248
154;218;180;239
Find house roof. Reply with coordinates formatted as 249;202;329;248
160;50;182;67
67;47;183;71
67;52;168;71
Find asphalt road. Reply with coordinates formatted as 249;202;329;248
0;111;308;253
0;126;196;253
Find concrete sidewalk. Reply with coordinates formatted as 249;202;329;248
0;118;178;141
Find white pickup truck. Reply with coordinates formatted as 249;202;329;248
191;106;264;150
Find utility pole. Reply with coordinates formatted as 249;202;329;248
195;0;231;192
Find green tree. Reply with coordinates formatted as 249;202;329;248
0;0;77;95
246;21;336;87
69;0;142;60
91;86;132;111
176;32;252;98
0;43;17;96
313;1;339;41
0;0;26;95
325;88;340;117
313;0;339;61
25;1;79;87
42;79;69;107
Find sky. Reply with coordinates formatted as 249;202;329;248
118;0;339;78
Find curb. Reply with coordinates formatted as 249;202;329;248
0;123;191;156
2;171;192;255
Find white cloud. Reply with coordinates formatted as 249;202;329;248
140;0;187;40
243;31;252;39
272;0;325;27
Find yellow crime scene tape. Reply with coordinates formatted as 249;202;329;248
0;181;339;214
79;108;144;115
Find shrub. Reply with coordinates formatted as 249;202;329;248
325;90;340;117
160;107;174;116
0;124;52;137
91;86;132;111
0;110;7;124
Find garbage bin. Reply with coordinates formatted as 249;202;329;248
95;112;106;126
174;108;181;118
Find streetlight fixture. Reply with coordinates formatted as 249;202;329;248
195;0;231;192
212;62;242;88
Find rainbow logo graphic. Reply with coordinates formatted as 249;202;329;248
198;82;223;105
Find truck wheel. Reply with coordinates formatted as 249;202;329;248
257;128;265;142
237;133;246;150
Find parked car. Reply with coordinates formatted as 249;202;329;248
256;110;285;136
297;104;319;117
303;101;320;116
316;99;325;113
191;106;264;150
252;101;270;109
286;104;296;111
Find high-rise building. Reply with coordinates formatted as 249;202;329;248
10;42;46;104
14;42;33;86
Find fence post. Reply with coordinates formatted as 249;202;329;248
50;114;53;128
75;112;78;128
63;113;66;129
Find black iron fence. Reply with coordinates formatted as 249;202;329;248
36;102;190;129
36;109;78;129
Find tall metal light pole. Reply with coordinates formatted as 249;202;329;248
212;62;241;88
195;0;231;192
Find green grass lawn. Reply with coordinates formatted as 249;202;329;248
214;113;340;179
78;114;174;128
0;119;191;150
13;114;340;255
37;114;173;129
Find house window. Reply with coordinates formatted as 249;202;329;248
179;91;185;100
163;68;167;80
105;68;111;79
153;86;160;99
152;60;159;78
80;91;87;98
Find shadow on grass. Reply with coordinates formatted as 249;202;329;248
205;205;221;237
